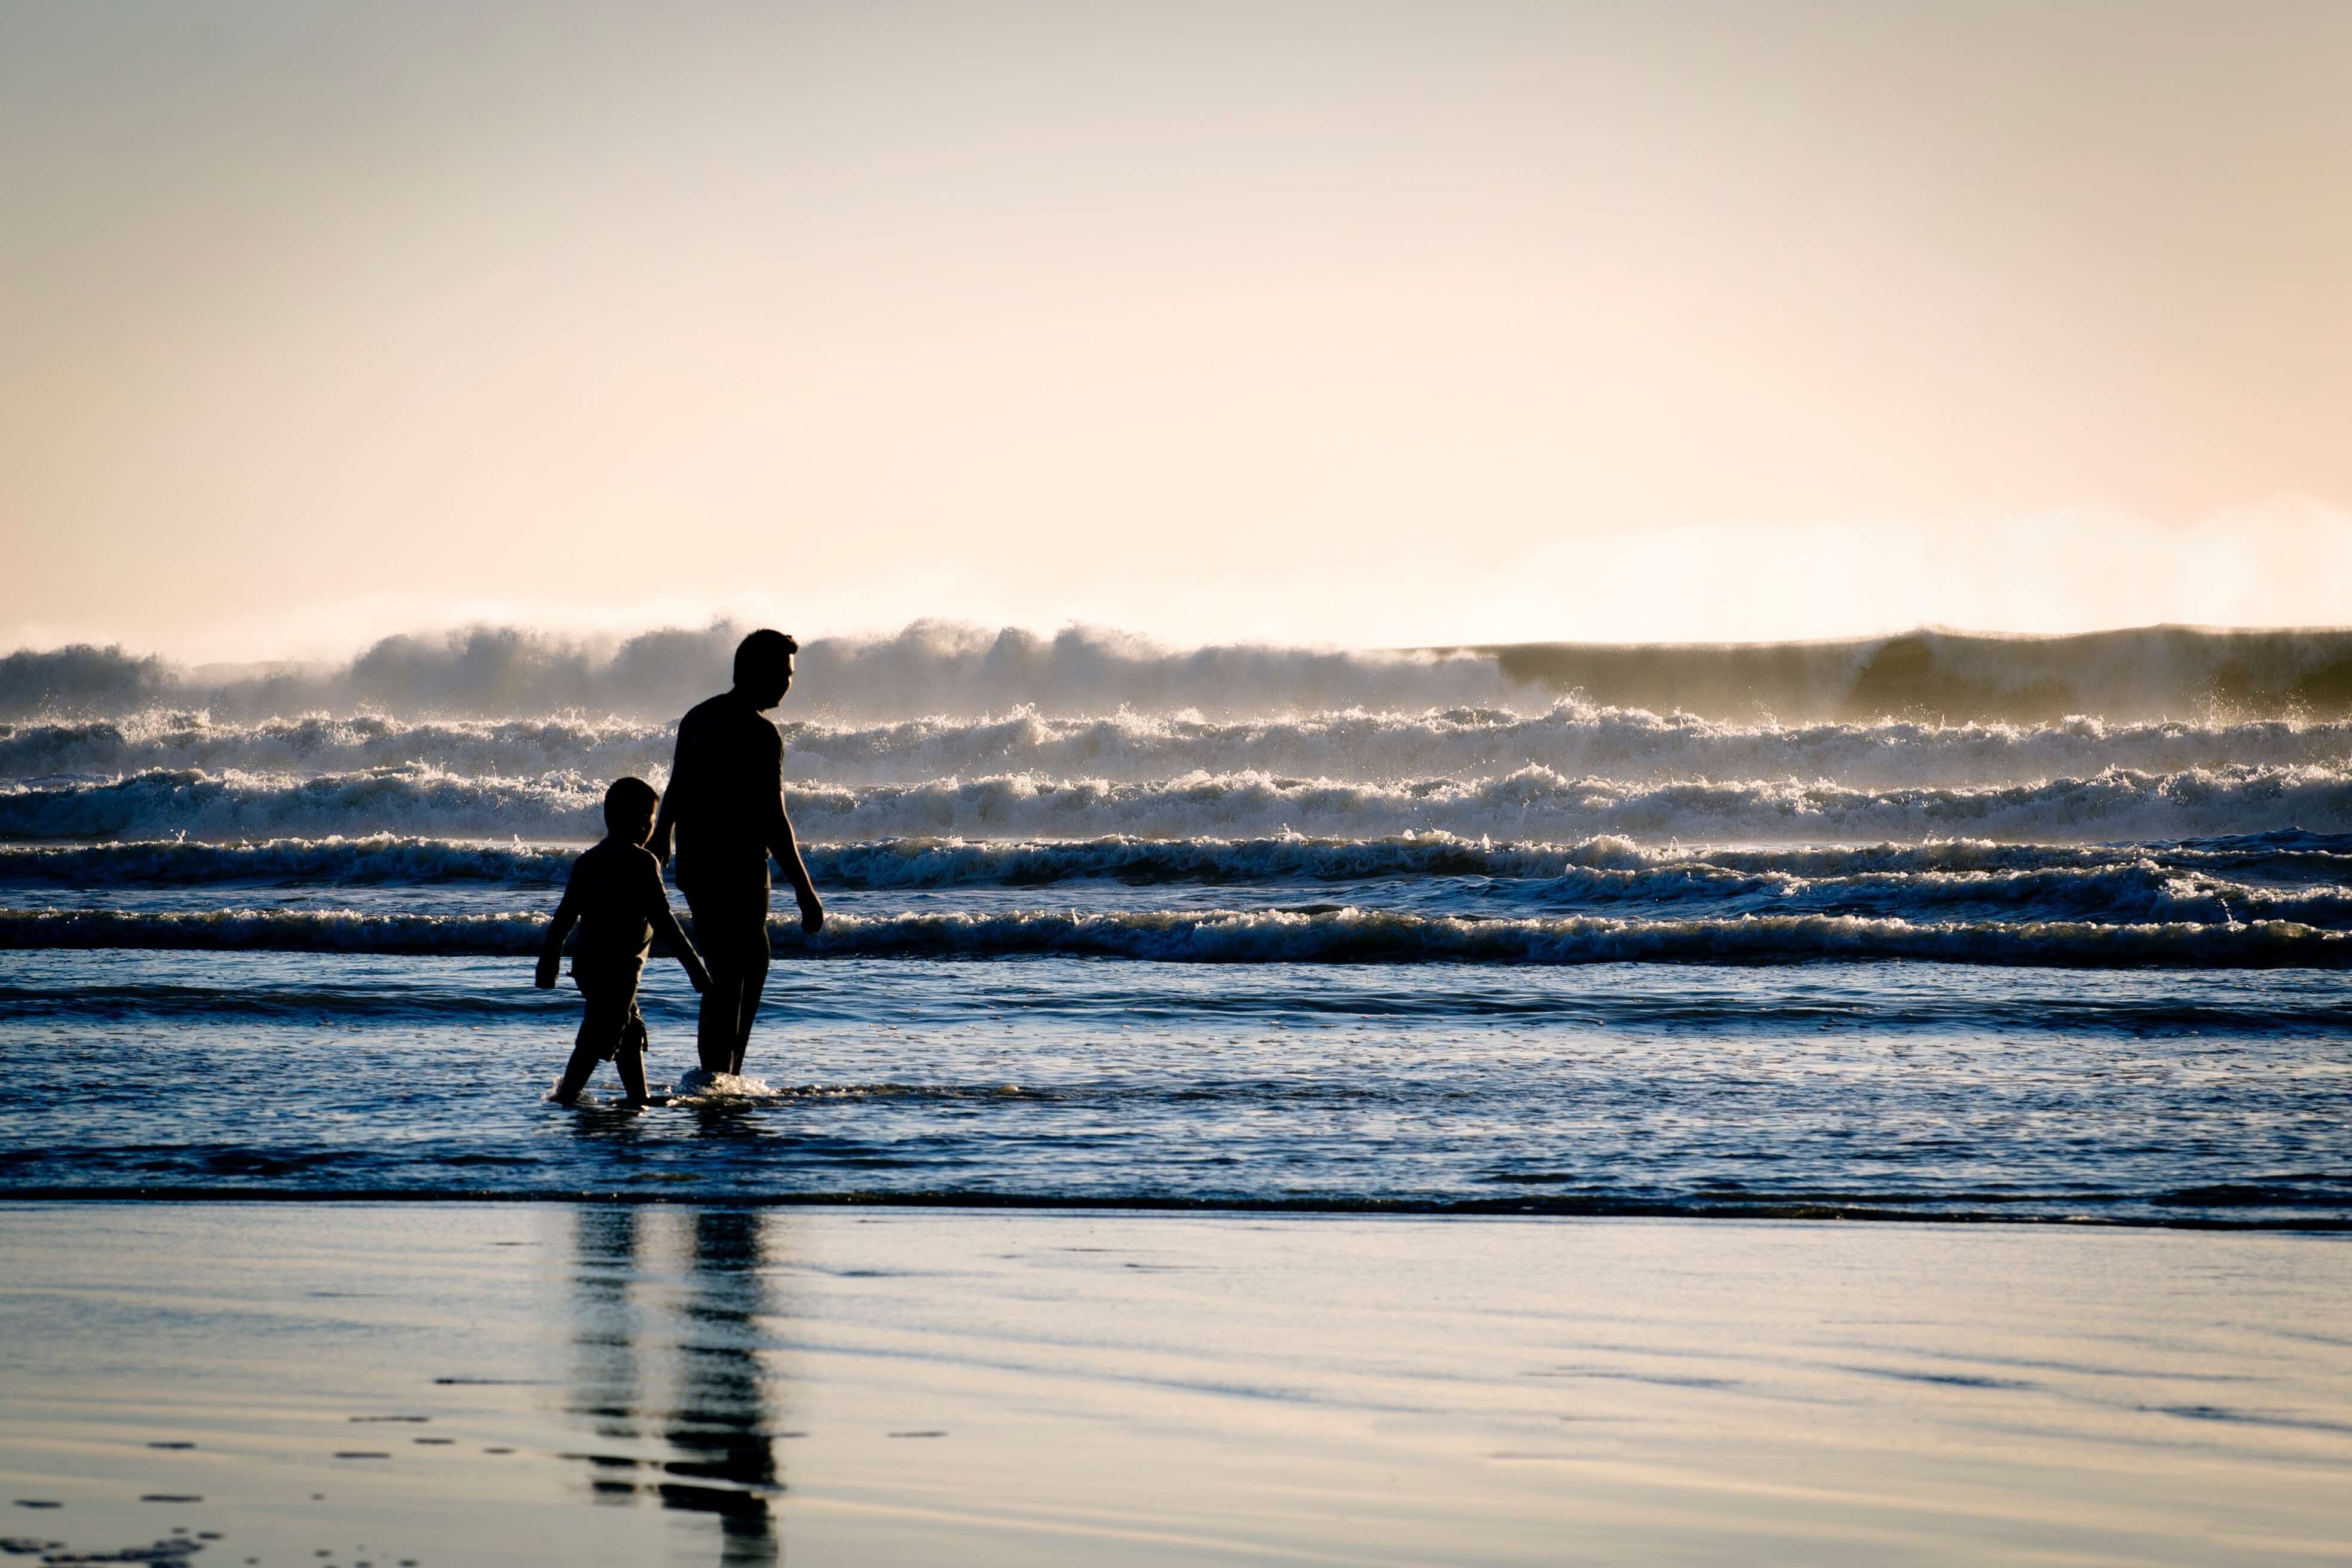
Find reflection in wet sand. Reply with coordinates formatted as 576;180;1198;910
566;1207;785;1564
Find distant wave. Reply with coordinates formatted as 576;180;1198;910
8;762;2347;844
13;828;2344;884
0;768;606;840
0;835;584;886
0;622;1528;724
5;832;2347;927
809;826;2352;892
10;704;2351;790
0;712;676;783
4;905;2343;966
8;620;2352;723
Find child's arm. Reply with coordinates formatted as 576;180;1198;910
536;886;580;990
653;902;711;993
636;854;710;991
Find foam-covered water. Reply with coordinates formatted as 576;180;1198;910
2;623;2348;1218
10;704;2352;786
8;757;2350;844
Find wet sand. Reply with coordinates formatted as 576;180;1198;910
2;1203;2348;1566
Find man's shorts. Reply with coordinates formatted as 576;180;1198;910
681;881;773;973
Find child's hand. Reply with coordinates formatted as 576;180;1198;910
800;893;825;935
685;959;711;994
534;956;559;990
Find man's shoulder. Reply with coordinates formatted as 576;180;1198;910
679;692;736;733
681;691;779;751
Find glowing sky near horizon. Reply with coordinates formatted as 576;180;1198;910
4;0;2351;660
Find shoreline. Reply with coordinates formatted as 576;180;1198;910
5;1202;2348;1566
8;1190;2350;1230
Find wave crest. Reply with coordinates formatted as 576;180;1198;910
4;905;2342;967
10;762;2342;844
11;703;2352;791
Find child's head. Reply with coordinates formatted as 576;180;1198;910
603;776;659;844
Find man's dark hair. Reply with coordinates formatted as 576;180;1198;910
603;775;659;831
733;628;800;686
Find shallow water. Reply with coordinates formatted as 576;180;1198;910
2;951;2345;1223
4;691;2348;1217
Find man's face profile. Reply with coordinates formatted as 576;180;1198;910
748;653;794;709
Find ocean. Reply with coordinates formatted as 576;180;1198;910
3;623;2348;1224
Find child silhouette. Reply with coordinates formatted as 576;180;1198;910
537;777;710;1105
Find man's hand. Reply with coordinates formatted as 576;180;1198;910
684;957;711;994
534;954;560;990
800;893;825;936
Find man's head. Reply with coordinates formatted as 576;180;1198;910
731;629;800;710
603;776;660;845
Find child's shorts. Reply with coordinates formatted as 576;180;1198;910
573;970;648;1062
600;1004;648;1064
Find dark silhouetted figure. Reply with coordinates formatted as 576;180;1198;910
538;776;710;1105
650;630;825;1078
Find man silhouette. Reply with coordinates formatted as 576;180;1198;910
650;629;825;1078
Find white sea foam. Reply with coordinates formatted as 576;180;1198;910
7;829;2346;890
668;1067;783;1101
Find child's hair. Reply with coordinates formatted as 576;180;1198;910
603;776;659;832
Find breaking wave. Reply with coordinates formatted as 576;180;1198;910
8;703;2350;790
7;761;2347;844
5;831;2348;927
3;905;2343;967
0;835;586;886
10;620;2352;724
1;623;1527;724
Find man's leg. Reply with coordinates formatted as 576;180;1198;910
695;972;739;1077
687;884;771;1077
724;951;768;1076
697;933;769;1076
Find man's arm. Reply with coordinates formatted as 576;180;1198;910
535;887;579;989
649;724;688;866
761;730;823;933
771;792;823;935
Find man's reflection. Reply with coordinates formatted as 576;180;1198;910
566;1206;786;1564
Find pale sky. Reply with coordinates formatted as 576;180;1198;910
4;0;2350;659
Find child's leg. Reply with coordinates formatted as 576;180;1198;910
556;977;632;1104
613;1002;651;1105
